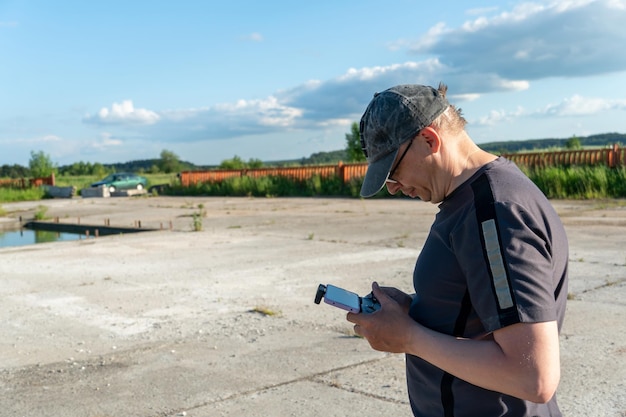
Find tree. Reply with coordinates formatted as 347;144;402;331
0;164;29;178
92;163;108;178
565;136;582;150
28;150;57;178
219;156;265;169
247;158;264;169
159;149;182;173
345;122;366;162
220;156;246;169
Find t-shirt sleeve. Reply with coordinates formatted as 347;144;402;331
453;201;559;333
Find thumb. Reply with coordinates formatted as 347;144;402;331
371;282;392;305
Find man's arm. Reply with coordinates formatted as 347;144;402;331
347;283;560;403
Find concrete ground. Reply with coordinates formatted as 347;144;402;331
0;196;624;417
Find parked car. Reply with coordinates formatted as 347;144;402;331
91;173;148;193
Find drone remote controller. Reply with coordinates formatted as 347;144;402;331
314;284;380;314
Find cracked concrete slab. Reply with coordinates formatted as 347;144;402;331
0;197;624;416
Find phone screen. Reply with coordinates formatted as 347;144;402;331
324;284;361;313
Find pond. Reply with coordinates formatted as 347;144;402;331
0;228;94;248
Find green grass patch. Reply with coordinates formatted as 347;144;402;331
0;187;46;203
34;205;49;220
521;165;626;199
249;305;282;317
54;173;180;191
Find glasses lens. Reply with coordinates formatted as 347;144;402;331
387;138;413;182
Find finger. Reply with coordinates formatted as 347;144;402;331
346;312;359;324
372;282;391;303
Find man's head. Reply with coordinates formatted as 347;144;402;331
359;84;450;198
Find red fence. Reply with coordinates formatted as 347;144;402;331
502;144;625;168
179;145;625;187
180;162;369;187
0;173;56;189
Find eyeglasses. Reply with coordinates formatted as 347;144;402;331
386;138;413;184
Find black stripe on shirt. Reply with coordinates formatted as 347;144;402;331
471;173;518;327
441;290;473;416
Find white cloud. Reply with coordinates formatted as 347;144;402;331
42;135;61;142
474;107;527;126
214;96;303;127
408;0;626;79
83;100;160;125
466;6;500;16
0;134;61;144
405;22;447;52
82;59;534;144
537;95;626;116
77;1;626;148
91;132;123;150
474;94;626;129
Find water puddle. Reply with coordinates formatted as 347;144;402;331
0;228;94;248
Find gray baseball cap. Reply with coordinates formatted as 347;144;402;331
359;84;449;198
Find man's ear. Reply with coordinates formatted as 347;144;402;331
421;127;441;154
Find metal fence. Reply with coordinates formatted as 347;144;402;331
179;162;369;186
502;143;625;168
180;144;624;187
0;173;56;189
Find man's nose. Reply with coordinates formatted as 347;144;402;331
385;181;400;195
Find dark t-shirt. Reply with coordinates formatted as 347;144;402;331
406;157;568;417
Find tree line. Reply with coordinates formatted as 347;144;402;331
1;150;195;179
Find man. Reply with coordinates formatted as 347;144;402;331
348;84;568;416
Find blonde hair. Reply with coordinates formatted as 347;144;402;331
430;83;467;134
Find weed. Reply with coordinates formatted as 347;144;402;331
34;205;48;220
197;203;207;217
250;306;282;317
191;212;203;231
307;233;315;240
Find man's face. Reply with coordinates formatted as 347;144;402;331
384;130;446;204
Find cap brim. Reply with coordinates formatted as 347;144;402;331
359;150;398;198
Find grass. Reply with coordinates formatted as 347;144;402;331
191;213;203;231
3;165;626;202
34;205;49;220
54;173;180;192
0;187;46;203
521;165;626;199
0;173;180;203
249;305;282;317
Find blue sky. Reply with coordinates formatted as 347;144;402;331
1;0;625;167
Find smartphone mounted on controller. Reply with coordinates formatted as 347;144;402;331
314;284;380;314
